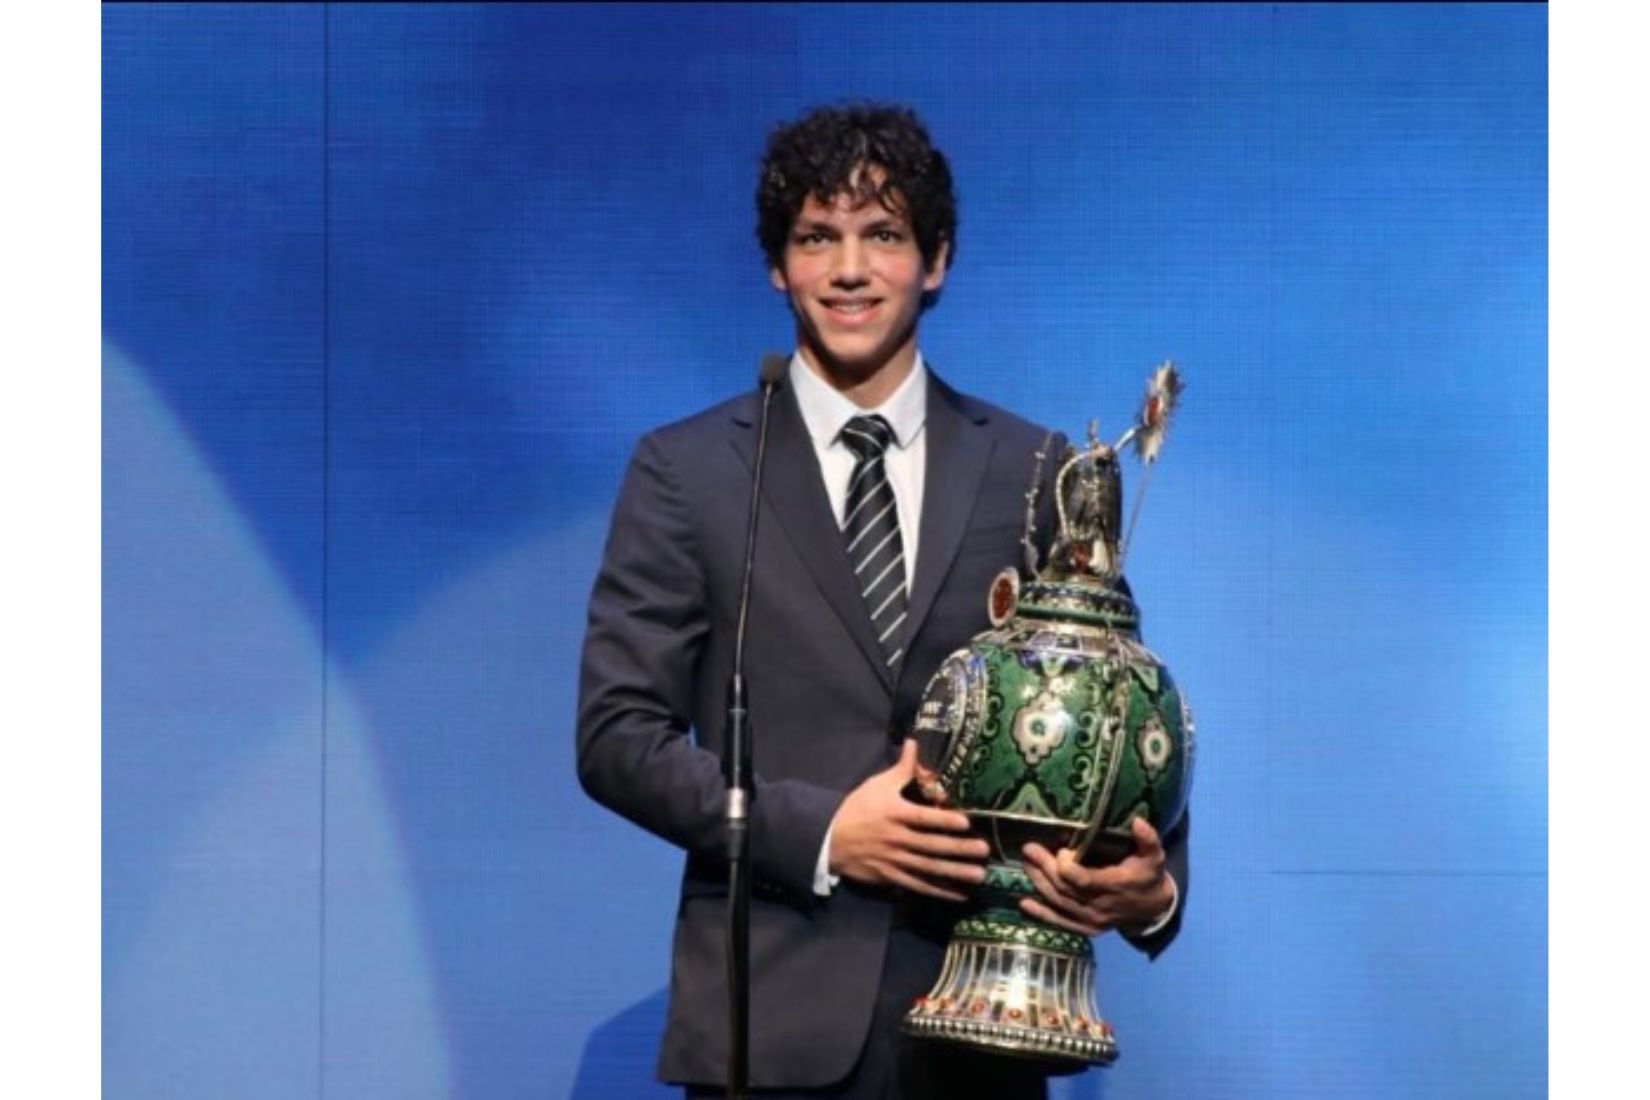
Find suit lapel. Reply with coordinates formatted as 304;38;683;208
906;374;994;647
731;385;897;692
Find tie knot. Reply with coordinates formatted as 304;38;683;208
840;415;895;460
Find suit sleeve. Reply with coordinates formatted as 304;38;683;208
575;432;844;899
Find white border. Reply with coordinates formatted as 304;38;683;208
4;1;100;1095
1551;1;1646;1093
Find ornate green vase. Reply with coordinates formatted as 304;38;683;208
902;366;1193;1067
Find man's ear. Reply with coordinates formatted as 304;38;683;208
923;239;951;292
769;265;789;293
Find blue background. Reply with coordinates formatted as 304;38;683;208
103;4;1546;1097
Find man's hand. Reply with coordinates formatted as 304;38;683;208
828;740;989;901
1019;816;1175;936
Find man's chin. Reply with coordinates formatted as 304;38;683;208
800;338;914;386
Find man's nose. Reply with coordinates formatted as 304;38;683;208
830;237;869;286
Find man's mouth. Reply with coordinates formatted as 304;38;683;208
822;299;880;320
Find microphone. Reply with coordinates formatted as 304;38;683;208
757;351;788;389
725;352;786;1099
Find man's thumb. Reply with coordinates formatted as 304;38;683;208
892;738;919;777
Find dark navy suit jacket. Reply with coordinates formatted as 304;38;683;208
576;371;1187;1088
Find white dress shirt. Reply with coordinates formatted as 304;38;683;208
788;350;928;583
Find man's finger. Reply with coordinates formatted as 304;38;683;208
885;865;969;903
1019;896;1105;936
1020;848;1075;902
896;801;975;834
891;738;919;779
1054;846;1139;894
1033;844;1131;902
1130;816;1164;857
1023;859;1088;917
1021;842;1062;879
1024;859;1113;927
903;829;990;861
895;850;988;886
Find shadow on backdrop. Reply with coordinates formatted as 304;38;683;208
571;988;676;1100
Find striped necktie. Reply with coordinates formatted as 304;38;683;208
839;415;908;668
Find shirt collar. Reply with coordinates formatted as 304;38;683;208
788;351;929;450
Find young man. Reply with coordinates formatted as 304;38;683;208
577;103;1185;1098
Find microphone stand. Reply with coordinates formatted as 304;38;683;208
724;354;786;1099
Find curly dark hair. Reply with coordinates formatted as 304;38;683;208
756;103;957;278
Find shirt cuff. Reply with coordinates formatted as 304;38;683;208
1137;872;1179;936
813;821;841;897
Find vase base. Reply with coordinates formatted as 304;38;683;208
902;1010;1118;1067
900;931;1119;1068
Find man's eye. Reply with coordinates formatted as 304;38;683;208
874;229;903;243
795;231;828;246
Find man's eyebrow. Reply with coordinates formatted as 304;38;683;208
793;216;906;234
860;216;905;232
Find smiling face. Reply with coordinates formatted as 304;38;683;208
770;179;949;403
